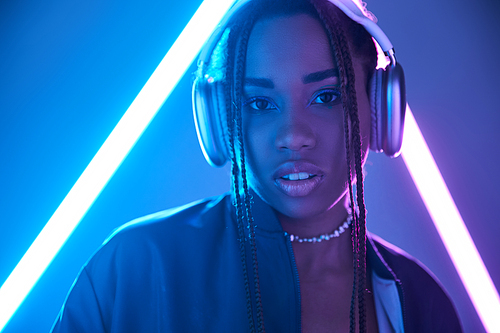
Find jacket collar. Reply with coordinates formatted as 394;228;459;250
227;190;285;234
367;233;400;282
227;190;402;284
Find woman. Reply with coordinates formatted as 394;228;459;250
52;0;462;332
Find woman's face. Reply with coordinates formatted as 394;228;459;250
242;13;370;221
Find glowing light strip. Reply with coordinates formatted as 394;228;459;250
401;105;500;333
1;1;497;331
0;0;236;331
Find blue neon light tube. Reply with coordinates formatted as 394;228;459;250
0;0;236;330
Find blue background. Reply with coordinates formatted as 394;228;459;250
1;0;499;332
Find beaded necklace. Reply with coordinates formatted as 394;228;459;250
289;215;353;243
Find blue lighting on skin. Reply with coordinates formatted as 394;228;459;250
1;1;497;332
0;0;236;331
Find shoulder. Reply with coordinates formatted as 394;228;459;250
85;194;233;273
52;195;233;332
106;194;230;245
368;233;442;290
367;233;463;332
368;233;432;278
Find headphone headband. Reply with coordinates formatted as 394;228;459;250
193;0;406;166
328;0;394;53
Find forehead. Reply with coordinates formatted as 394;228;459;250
245;14;335;79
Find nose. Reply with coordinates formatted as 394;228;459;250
275;107;316;151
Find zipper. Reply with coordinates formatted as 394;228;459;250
284;232;302;333
396;279;407;332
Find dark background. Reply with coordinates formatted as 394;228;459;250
1;0;499;332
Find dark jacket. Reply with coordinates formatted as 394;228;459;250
51;194;462;332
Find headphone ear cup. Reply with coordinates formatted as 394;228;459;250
381;63;406;157
368;63;406;157
192;78;229;167
369;68;384;153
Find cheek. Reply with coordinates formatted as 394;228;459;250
241;115;272;176
328;121;349;174
320;114;345;152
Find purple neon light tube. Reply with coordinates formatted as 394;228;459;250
401;105;500;332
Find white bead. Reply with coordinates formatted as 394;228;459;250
288;215;352;243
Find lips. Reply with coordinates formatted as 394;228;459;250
273;161;324;197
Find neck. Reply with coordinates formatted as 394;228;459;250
276;194;354;274
277;193;351;238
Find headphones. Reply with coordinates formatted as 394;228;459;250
192;0;406;167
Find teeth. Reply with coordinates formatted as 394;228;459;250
299;172;310;180
283;172;313;180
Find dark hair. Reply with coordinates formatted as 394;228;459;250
217;1;377;332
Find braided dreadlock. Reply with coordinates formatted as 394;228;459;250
221;2;266;331
234;11;266;332
222;22;257;332
211;0;377;331
309;2;376;332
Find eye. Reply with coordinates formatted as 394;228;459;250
243;97;278;112
309;89;341;106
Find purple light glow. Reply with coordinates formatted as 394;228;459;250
401;105;500;333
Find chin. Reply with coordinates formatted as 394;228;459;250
256;184;347;222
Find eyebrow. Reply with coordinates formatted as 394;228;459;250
244;78;274;89
303;68;339;84
244;68;339;89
